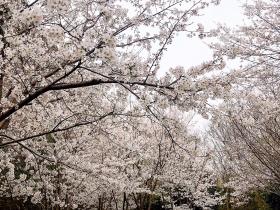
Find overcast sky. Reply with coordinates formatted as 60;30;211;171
160;0;245;74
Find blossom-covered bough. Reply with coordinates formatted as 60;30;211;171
0;0;225;209
0;0;225;144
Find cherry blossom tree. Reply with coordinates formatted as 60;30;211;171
0;105;220;209
0;0;224;209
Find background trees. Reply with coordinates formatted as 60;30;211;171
209;0;280;203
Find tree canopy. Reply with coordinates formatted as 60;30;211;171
0;0;279;209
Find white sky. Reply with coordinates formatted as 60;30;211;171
160;0;245;74
159;0;246;132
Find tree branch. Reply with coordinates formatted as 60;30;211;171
0;111;113;147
